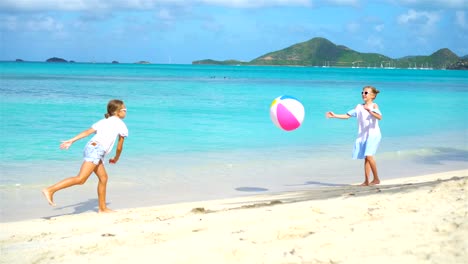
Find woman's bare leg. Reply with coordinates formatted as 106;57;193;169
42;161;97;206
366;156;380;185
361;159;371;186
94;161;114;213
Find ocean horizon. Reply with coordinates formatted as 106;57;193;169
0;62;467;222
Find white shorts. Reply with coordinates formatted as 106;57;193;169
83;141;105;165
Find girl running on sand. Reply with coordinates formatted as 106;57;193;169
42;99;128;212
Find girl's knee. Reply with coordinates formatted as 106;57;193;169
76;177;88;185
98;174;108;183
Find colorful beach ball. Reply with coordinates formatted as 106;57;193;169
270;95;305;131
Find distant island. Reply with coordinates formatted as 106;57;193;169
193;37;467;70
46;57;68;63
42;58;122;64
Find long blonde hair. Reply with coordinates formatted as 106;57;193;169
105;99;125;118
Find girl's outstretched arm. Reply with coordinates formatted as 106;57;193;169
326;111;351;119
60;128;96;149
109;135;125;164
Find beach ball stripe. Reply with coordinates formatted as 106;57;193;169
270;95;305;131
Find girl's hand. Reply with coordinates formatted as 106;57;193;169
326;111;335;118
60;140;73;150
109;157;119;164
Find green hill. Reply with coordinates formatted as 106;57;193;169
249;37;390;67
192;37;462;69
396;48;460;69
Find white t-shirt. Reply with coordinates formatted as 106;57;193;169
347;104;381;140
90;116;128;155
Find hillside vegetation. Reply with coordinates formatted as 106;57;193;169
193;37;464;69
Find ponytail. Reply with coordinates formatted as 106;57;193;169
105;99;125;118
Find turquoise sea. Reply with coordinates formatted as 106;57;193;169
1;62;467;221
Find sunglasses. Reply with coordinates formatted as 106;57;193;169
361;91;372;95
120;108;127;112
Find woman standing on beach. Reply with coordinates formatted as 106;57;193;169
326;86;382;186
42;99;128;213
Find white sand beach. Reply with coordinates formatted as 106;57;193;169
1;170;467;264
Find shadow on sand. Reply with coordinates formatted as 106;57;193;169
225;175;466;210
42;199;109;220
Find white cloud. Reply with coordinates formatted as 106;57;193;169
346;22;360;33
199;0;360;8
158;9;174;20
391;0;468;9
0;0;95;12
155;8;177;29
366;36;384;50
398;9;440;27
0;15;18;30
2;0;466;12
27;16;64;31
0;0;314;11
455;10;467;29
1;14;64;32
0;0;104;12
398;9;439;24
200;0;311;8
374;24;384;32
0;0;296;11
202;21;223;32
324;0;359;6
397;9;441;46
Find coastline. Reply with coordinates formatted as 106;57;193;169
1;169;466;263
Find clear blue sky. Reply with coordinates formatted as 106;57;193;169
1;0;467;64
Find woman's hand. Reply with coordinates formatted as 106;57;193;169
60;140;73;150
326;111;335;118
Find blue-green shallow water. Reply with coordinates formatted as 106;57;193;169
1;62;467;222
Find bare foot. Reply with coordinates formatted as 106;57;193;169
360;182;369;186
369;179;381;185
99;208;116;214
42;189;56;206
